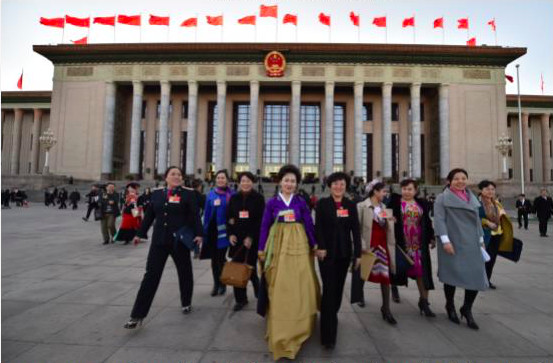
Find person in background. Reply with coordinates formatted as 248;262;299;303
83;185;100;221
533;188;553;237
99;183;120;245
515;194;532;230
115;183;143;245
58;188;68;209
69;189;81;210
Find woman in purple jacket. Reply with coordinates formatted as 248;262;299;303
258;164;320;360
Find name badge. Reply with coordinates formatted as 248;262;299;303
214;199;221;206
109;200;114;205
239;210;249;219
337;208;349;218
282;209;296;223
169;195;181;203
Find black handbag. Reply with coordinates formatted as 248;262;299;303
94;207;103;221
498;238;523;262
256;273;269;317
174;226;195;250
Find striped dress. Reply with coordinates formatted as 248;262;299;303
368;220;390;284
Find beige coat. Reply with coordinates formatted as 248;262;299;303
357;199;396;274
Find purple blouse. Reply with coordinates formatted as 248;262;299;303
258;194;317;251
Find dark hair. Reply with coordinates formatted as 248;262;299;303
368;182;386;197
478;180;496;190
191;179;202;189
164;166;183;179
106;182;115;187
238;171;257;184
400;178;418;189
277;164;301;183
214;169;229;180
446;168;468;183
326;172;350;189
519;193;525;197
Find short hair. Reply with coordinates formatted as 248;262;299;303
519;193;525;197
368;182;386;197
164;166;183;179
277;164;301;183
191;179;202;189
238;171;257;183
214;169;229;180
478;180;496;190
326;172;350;189
400;178;418;189
105;182;115;187
446;168;468;183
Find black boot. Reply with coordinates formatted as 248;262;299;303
381;306;397;325
418;298;436;317
391;285;400;303
445;304;460;324
460;306;479;330
211;285;219;297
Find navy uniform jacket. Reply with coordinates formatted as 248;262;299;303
137;187;203;246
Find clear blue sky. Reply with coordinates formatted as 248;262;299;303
1;0;552;95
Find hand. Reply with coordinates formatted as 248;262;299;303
443;242;455;255
229;235;237;246
244;237;252;249
430;239;437;249
193;236;203;246
354;258;361;270
315;249;327;261
487;222;498;230
133;236;141;246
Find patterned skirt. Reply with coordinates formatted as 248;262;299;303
368;221;390;284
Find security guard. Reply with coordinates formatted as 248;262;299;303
124;166;203;329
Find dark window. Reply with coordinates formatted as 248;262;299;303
300;103;320;165
207;102;218;164
263;103;289;164
182;102;188;119
362;133;373;181
141;101;147;119
530;168;533;182
392;103;399;121
421;134;425;180
508;149;512;157
180;131;187;172
28;162;31;174
232;103;250;164
507;116;511;128
528;120;531;128
420;103;425;121
363;103;373;121
392;133;399;181
140;130;145;176
509;168;513;179
550;169;553;181
550;140;552;158
334;104;346;167
30;134;33;150
529;140;532;157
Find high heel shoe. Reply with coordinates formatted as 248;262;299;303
123;318;143;329
459;306;479;330
211;285;219;297
381;307;397;325
445;304;460;324
418;298;436;317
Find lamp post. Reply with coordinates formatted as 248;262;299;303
39;129;57;175
495;134;513;180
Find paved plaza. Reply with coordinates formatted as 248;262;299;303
1;205;553;363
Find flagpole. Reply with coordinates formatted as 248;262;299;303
87;14;91;43
195;13;198;43
61;21;65;44
413;14;416;44
220;13;224;42
467;16;470;41
494;18;498;45
275;17;278;43
255;23;257;42
114;14;117;43
167;16;170;42
385;13;388;43
295;21;298;42
139;13;142;43
328;23;331;43
442;15;445;45
516;64;525;194
357;19;361;43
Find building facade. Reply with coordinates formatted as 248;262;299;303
3;42;543;185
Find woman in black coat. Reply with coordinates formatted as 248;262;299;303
124;166;203;329
387;179;436;317
315;172;361;350
226;172;266;311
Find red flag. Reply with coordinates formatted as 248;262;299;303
17;71;23;90
283;14;297;25
65;15;90;27
260;5;277;18
93;16;116;26
181;17;198;27
149;15;169;26
118;15;141;26
206;15;223;26
487;19;496;32
540;73;544;94
39;17;65;28
457;18;469;29
238;15;256;25
402;17;415;28
318;13;330;26
505;74;514;83
372;16;386;27
466;37;476;46
433;17;444;28
72;36;88;45
349;12;359;26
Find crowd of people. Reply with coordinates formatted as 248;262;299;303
1;188;29;208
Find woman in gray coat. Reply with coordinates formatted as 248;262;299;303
434;168;488;330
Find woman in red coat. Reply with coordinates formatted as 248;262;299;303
115;183;143;245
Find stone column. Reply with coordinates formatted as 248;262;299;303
354;81;364;177
381;82;393;178
101;81;116;179
215;80;226;172
129;81;143;176
324;81;335;176
157;80;171;175
521;112;530;183
410;83;422;179
31;108;43;174
185;80;198;176
10;108;23;175
248;80;260;173
290;80;301;166
439;83;450;180
541;113;551;182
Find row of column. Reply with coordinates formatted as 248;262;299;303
520;112;552;183
4;108;43;175
100;80;451;180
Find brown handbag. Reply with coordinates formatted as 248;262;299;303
220;246;253;288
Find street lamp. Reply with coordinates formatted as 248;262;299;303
39;129;57;175
495;134;513;180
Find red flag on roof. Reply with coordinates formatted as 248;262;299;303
65;15;90;27
118;15;141;26
402;16;415;27
466;37;476;46
206;15;223;26
93;16;115;26
505;74;514;83
72;36;88;44
181;17;197;27
488;19;496;32
238;15;256;25
17;71;23;90
373;16;386;27
318;13;330;26
283;13;297;25
40;17;65;28
260;5;277;18
433;17;444;28
349;12;359;26
457;18;469;29
149;15;169;26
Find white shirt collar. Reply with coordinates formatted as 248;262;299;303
279;192;293;207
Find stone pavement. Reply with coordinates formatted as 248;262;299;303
2;205;553;363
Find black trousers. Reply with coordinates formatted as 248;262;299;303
485;234;501;282
538;217;549;236
231;245;259;303
71;202;78;210
212;247;228;288
85;203;97;219
131;242;193;319
350;264;365;304
518;211;529;229
320;257;350;346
